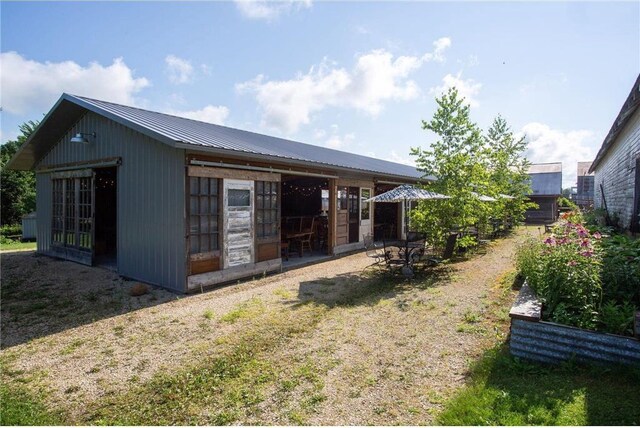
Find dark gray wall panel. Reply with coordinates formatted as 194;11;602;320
36;112;186;292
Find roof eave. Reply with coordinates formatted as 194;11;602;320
589;73;640;174
178;142;432;183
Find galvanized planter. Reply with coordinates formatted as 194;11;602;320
509;282;640;367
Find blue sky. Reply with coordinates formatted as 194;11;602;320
1;1;638;187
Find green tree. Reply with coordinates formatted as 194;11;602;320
1;120;39;225
484;115;536;225
410;88;491;249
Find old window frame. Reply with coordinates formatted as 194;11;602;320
189;176;221;255
51;174;93;251
255;181;280;239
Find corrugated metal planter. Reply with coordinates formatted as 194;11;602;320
21;212;37;241
509;282;640;367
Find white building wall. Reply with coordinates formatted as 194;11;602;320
593;107;640;230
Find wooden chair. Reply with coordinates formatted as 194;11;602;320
297;216;315;257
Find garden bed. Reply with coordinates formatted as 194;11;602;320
509;282;640;367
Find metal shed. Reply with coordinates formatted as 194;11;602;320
7;94;432;293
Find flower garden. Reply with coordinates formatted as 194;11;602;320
516;211;640;337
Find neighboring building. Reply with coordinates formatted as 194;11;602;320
7;94;432;293
525;162;562;223
589;73;640;233
575;161;594;209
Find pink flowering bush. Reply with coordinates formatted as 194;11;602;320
516;217;603;330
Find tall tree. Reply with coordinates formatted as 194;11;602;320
484;115;535;224
410;88;490;248
1;120;39;225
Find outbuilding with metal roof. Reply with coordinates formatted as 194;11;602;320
7;94;431;292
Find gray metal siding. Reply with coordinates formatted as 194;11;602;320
528;172;562;196
510;318;640;367
36;174;52;252
36;112;186;292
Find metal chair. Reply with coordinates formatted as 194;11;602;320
363;233;384;269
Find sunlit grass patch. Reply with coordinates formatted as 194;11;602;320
437;346;640;426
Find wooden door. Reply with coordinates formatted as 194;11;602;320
223;179;254;268
348;187;359;243
359;188;372;240
336;186;348;246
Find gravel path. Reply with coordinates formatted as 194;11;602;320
1;227;534;424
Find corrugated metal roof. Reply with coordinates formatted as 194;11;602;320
527;162;562;174
577;161;593;177
9;93;429;181
590;73;640;173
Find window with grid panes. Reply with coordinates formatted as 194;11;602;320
256;181;279;238
189;177;220;254
52;176;93;250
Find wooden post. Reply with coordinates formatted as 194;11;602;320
328;178;336;255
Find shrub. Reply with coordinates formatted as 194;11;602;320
600;235;640;306
516;214;639;336
517;217;603;330
599;300;636;336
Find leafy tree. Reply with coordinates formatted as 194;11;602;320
410;88;490;249
1;120;39;225
484;115;536;225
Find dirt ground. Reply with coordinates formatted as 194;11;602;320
0;227;536;424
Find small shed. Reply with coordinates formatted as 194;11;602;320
21;212;37;241
589;73;640;233
6;94;433;293
575;161;594;209
525;162;562;223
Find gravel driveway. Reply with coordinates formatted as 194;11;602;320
1;227;534;424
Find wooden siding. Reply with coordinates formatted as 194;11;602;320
36;112;186;292
593;107;640;231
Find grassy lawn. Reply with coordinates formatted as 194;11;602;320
2;229;638;425
438;345;640;425
436;272;640;426
0;241;36;252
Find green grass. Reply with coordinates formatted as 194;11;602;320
437;345;640;426
0;241;36;252
0;383;63;425
86;302;328;425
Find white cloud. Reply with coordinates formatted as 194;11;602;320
388;150;416;167
165;55;194;84
313;124;355;149
237;37;452;134
0;51;150;115
234;0;312;21
166;105;229;125
429;72;482;107
520;122;596;188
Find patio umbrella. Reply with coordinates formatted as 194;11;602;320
471;192;497;202
365;184;449;276
366;184;450;235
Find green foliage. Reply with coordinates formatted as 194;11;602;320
600;235;640;305
411;88;491;248
558;196;578;209
484;115;536;226
0;383;63;425
516;215;639;336
1;121;39;225
599;300;636;336
437;345;640;426
410;90;533;249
